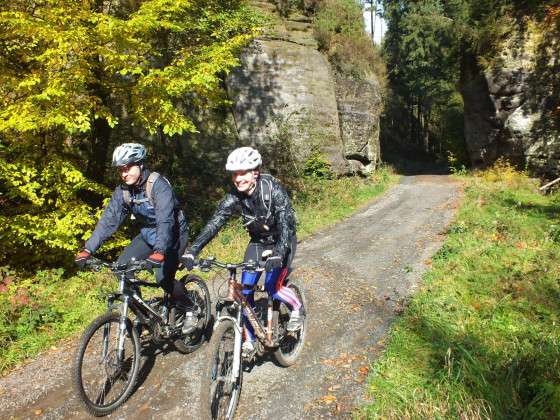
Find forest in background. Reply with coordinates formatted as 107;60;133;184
380;0;559;167
0;0;386;267
0;0;263;270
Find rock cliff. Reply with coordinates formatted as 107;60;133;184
461;19;560;176
226;3;382;175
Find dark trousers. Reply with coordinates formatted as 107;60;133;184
117;231;188;294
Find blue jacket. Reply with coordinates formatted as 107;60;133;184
85;168;187;254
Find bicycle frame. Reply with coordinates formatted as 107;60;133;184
102;270;168;363
214;265;277;341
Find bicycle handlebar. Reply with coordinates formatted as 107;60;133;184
196;256;263;272
84;257;152;273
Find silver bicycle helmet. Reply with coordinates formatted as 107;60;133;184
225;147;262;171
111;143;147;167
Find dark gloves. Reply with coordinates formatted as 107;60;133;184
146;252;164;270
180;250;196;271
264;255;283;272
75;249;91;269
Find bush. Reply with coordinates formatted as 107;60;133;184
303;150;333;179
0;152;127;270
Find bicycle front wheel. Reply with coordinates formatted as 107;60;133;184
73;312;141;416
200;320;242;420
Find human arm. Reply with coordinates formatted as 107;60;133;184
152;176;176;254
271;184;295;260
84;187;129;254
188;193;239;255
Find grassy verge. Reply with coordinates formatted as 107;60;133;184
364;162;560;419
0;168;396;374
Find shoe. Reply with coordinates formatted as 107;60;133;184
181;311;198;334
287;310;304;332
242;340;256;358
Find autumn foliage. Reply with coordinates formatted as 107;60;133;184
0;0;260;269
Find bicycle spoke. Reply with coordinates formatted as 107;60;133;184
76;315;139;414
94;377;111;406
203;321;241;420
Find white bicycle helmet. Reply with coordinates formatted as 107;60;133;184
225;147;262;171
112;143;147;167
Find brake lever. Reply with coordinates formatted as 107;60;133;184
85;257;102;272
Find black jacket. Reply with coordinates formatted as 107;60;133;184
190;174;296;259
85;168;187;254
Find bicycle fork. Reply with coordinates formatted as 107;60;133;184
232;310;243;381
102;276;130;363
117;295;130;361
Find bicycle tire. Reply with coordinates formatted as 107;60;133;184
73;312;141;417
273;281;307;367
174;274;212;353
200;320;242;420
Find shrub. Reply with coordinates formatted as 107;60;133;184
303;150;333;179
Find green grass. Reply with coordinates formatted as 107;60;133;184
364;164;560;419
0;168;396;375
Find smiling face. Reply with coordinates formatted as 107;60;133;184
232;169;259;194
118;163;142;185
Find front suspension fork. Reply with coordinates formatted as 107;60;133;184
232;310;243;380
117;295;130;361
101;294;117;360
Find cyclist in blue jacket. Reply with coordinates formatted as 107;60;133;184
75;143;197;332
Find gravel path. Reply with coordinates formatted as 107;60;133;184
0;174;461;419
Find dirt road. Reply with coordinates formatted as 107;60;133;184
0;174;461;419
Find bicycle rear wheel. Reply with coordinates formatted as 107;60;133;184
200;320;242;420
273;281;307;367
73;312;140;416
174;274;211;353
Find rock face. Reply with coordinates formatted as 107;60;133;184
335;75;383;173
226;10;382;175
460;21;560;176
227;38;348;174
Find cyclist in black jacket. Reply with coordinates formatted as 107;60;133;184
75;143;197;333
181;147;303;355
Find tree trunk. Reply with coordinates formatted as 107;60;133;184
87;116;111;184
371;1;376;43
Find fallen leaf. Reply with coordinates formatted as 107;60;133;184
34;409;43;416
319;395;337;405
